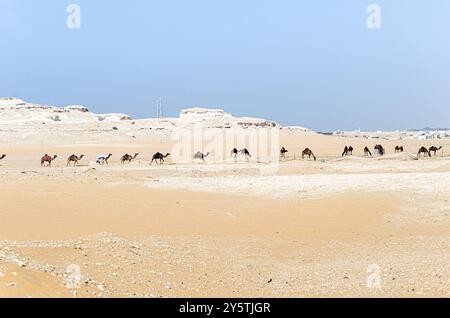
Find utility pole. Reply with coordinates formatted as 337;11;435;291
156;97;164;119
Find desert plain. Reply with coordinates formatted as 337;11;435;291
0;99;449;298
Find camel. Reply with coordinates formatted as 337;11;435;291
240;149;252;158
41;154;58;167
302;148;317;161
0;154;5;161
231;148;239;158
194;151;210;161
342;146;354;157
429;146;442;156
151;152;171;165
395;146;404;153
280;147;288;158
67;154;84;167
417;147;431;158
374;145;385;156
121;153;139;164
364;147;372;156
96;154;112;165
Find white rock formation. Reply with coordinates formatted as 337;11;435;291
0;99;281;129
0;98;131;124
284;126;314;133
178;107;279;129
0;98;313;146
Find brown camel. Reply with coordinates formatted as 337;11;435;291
302;148;317;161
151;152;171;165
364;147;372;156
429;146;442;156
121;153;139;164
67;154;84;167
280;147;288;158
417;147;431;158
41;154;58;167
395;146;404;153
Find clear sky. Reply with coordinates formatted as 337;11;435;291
1;0;450;131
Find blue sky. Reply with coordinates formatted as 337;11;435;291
1;0;450;131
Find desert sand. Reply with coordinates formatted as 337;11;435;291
0;99;449;298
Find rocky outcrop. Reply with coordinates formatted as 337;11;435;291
0;98;131;124
0;99;287;130
178;107;279;129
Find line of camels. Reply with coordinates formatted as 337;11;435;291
34;149;252;167
0;145;443;167
292;145;442;161
339;145;442;158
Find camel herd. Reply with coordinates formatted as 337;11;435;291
0;145;444;168
231;148;252;159
417;146;443;158
338;145;442;159
281;144;442;162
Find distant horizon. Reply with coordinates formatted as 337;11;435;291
2;1;450;131
2;95;449;133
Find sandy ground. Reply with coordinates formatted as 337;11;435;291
0;131;449;298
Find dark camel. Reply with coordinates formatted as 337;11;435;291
429;146;442;156
240;149;251;158
194;151;210;161
41;154;58;167
417;147;431;158
364;147;372;156
302;148;317;161
342;146;354;157
151;152;171;165
97;154;112;165
395;146;404;153
0;154;5;161
231;148;239;158
67;154;84;167
280;147;288;158
374;145;385;156
121;153;139;164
